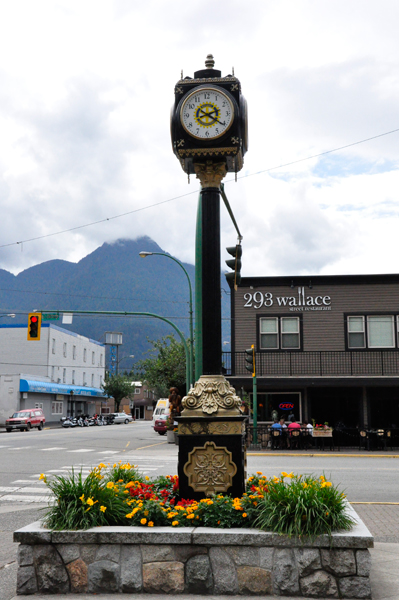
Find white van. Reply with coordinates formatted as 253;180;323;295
151;399;169;428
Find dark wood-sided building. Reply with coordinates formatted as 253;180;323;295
226;274;399;430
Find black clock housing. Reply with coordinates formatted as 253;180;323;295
171;57;248;176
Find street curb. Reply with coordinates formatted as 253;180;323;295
247;452;399;458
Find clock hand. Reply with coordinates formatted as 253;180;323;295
198;108;225;126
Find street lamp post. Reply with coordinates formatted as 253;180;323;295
139;251;194;389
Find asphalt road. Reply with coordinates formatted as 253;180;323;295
1;421;398;502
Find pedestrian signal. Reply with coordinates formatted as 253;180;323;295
245;345;255;377
225;244;242;290
27;313;42;341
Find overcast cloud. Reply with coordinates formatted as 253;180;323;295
0;0;398;277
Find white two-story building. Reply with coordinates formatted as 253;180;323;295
0;323;107;425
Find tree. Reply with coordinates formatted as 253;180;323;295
102;374;135;412
131;334;187;398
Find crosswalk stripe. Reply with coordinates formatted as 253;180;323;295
67;449;95;453
0;494;49;503
40;447;67;451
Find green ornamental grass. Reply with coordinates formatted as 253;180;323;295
254;472;355;537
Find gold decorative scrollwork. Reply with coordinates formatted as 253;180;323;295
178;421;243;435
181;374;242;416
184;441;237;496
194;161;227;188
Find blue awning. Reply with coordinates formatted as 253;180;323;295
20;379;107;398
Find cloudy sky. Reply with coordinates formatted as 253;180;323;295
0;0;398;278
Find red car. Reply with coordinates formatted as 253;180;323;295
153;414;167;435
5;408;45;432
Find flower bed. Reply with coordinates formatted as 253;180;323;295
13;463;373;597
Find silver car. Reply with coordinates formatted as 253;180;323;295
112;412;133;424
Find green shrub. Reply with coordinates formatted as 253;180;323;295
254;472;355;537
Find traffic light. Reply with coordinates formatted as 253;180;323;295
27;313;42;341
245;344;256;377
225;244;242;290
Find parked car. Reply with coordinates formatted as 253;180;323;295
153;414;167;435
5;408;45;432
111;412;133;424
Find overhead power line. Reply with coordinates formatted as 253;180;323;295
0;126;398;251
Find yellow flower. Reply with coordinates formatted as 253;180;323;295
39;474;46;481
106;482;115;489
144;511;149;516
172;521;179;526
141;518;147;525
148;521;154;527
100;506;107;512
281;472;288;478
79;494;85;502
325;481;332;487
186;514;195;520
242;513;247;518
145;476;150;481
87;498;94;506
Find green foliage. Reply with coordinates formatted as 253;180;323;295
254;473;355;538
131;335;187;397
40;468;128;530
102;374;135;412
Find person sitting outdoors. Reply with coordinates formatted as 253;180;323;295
302;420;313;448
270;420;282;449
288;417;301;449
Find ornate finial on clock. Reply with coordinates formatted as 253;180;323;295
205;54;215;68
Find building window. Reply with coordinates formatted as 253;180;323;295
63;369;66;383
91;373;94;387
92;351;95;365
73;345;76;360
260;317;300;350
347;316;365;348
135;388;141;395
83;372;86;385
99;375;103;387
348;315;395;349
35;403;43;409
63;343;67;358
72;370;75;384
368;316;395;348
51;366;55;381
52;401;63;415
52;338;56;354
83;348;87;362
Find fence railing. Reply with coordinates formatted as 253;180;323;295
245;425;399;451
222;351;399;377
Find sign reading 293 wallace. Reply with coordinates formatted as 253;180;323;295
243;286;332;312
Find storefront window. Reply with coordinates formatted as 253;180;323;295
260;318;278;349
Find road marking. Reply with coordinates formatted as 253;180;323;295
67;449;95;453
97;451;120;455
0;494;49;503
0;446;10;448
39;447;67;451
7;446;33;450
0;487;20;492
134;441;168;451
12;479;38;483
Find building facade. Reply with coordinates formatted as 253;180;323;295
0;323;106;425
226;274;399;430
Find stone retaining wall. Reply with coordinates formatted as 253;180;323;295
14;506;373;598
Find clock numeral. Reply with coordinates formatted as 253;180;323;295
188;103;195;109
222;101;227;107
204;93;210;99
196;128;200;134
226;111;230;116
205;131;210;137
185;113;189;118
194;96;200;103
216;128;219;134
188;122;192;128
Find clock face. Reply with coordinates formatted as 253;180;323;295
180;87;234;140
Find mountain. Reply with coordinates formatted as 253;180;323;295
0;237;231;370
